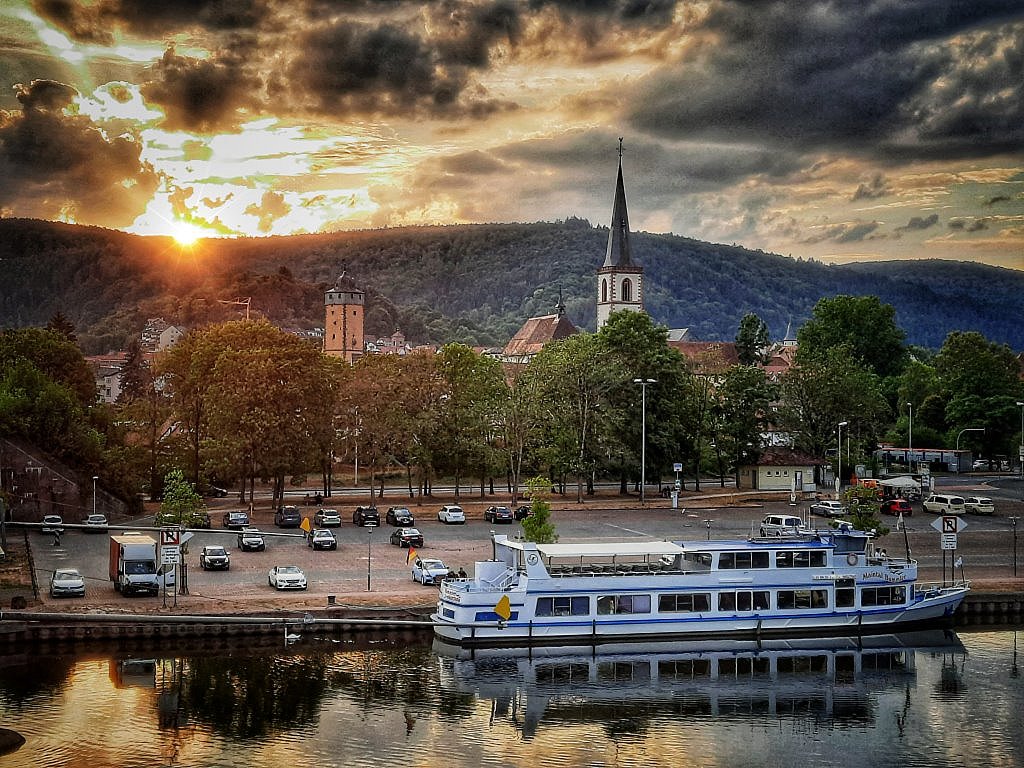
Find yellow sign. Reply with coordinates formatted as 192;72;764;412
494;595;511;622
300;517;312;533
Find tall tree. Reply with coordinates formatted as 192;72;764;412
717;365;777;485
45;311;78;344
117;338;147;405
735;312;770;366
796;295;907;379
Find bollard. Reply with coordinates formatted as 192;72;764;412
327;595;336;606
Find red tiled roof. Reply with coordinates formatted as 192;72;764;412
668;341;740;368
503;314;579;358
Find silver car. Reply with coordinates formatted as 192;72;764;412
810;500;847;518
411;557;450;586
50;568;86;598
268;565;307;590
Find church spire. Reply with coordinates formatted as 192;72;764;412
603;137;633;268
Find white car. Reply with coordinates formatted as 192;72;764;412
50;568;86;598
437;505;466;524
810;500;847;518
314;508;342;527
964;496;994;515
41;514;64;534
268;565;307;590
411;557;450;586
83;513;108;532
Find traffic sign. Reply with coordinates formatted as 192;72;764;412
941;533;957;550
673;463;683;473
931;516;967;534
161;545;181;565
160;527;181;546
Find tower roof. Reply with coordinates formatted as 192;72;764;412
602;139;633;269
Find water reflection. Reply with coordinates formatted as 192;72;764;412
434;631;966;740
0;628;1021;768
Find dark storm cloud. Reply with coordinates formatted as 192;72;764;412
629;1;1024;160
0;79;158;224
984;194;1011;206
851;173;892;201
949;216;991;231
802;220;880;244
530;0;677;25
32;0;270;41
141;46;261;132
896;213;939;232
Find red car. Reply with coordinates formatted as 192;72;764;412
881;498;912;516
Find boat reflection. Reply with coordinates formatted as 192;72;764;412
434;630;966;739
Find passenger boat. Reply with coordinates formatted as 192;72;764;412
432;526;969;648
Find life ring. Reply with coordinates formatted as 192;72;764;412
846;553;858;565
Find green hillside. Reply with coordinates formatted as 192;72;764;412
0;218;1021;353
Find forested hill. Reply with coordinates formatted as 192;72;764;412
1;217;1021;354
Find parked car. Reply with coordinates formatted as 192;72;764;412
923;494;966;515
483;506;514;523
308;528;338;550
204;484;228;497
268;565;307;590
190;511;212;529
49;567;86;598
222;510;250;529
274;505;302;528
386;506;415;526
411;557;450;585
41;514;64;534
199;545;231;570
964;496;995;515
390;527;424;548
83;513;108;532
314;508;342;527
810;500;847;518
880;498;913;516
972;459;990;471
352;506;380;527
237;527;266;552
759;514;805;537
514;504;532;520
437;505;466;524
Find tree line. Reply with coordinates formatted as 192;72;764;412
2;294;1022;513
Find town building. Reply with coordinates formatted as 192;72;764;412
597;139;644;328
323;272;365;364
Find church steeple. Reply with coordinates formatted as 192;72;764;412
603;138;633;269
597;138;644;328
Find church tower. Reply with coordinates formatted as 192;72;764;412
597;139;644;328
323;272;365;363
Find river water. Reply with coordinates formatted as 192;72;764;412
1;627;1021;768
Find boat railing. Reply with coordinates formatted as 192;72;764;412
916;580;970;595
546;563;685;577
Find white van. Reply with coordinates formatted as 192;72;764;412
759;514;804;537
922;495;966;515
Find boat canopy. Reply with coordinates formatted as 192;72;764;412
500;540;686;559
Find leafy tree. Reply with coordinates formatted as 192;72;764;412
735;312;770;366
717;365;777;485
520;475;557;544
117;339;147;404
0;327;96;405
157;468;207;527
796;295;907;379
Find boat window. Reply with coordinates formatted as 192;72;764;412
659;658;712;679
658;593;711;613
536;662;590;684
775;550;827;568
777;655;829;675
836;587;855;608
597;594;652;614
536;596;590;617
683;552;712;570
597;660;651;683
860;586;907;606
777;589;829;609
474;610;519;621
718;551;770;569
717;590;770;612
719;657;771;678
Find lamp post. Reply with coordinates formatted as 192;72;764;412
837;421;848;497
1010;516;1019;578
906;403;913;471
955;428;984;474
633;378;656;505
92;475;98;518
704;519;712;540
1017;401;1024;490
365;522;376;591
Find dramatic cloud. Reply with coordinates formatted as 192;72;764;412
245;189;290;232
0;79;158;225
897;214;939;232
851;174;893;202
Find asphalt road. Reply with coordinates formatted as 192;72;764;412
26;476;1024;613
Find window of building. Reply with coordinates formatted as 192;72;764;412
658;593;711;612
601;279;608;302
621;279;632;301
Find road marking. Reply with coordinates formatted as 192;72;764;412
603;523;650;537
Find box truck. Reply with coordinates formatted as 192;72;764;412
108;532;174;596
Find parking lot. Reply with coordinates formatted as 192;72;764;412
27;483;1024;613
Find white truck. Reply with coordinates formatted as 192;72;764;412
108;533;174;596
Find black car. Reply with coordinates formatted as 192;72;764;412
352;506;380;526
199;545;231;570
307;528;338;550
389;527;424;548
237;527;266;551
274;505;302;528
514;504;532;520
222;510;250;529
484;505;514;523
386;506;415;526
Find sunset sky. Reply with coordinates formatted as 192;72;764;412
1;1;1021;269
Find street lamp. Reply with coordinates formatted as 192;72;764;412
1010;516;1019;578
92;475;98;518
365;523;376;591
1017;402;1023;488
633;378;656;504
837;421;848;497
906;403;913;471
955;428;984;474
